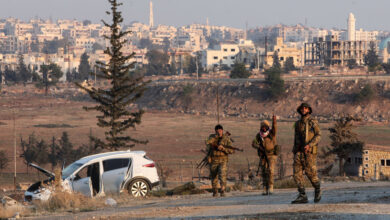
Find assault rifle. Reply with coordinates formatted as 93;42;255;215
197;131;243;169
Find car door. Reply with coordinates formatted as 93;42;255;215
71;164;93;197
101;158;131;193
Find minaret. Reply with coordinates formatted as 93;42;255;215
347;13;356;41
149;1;154;27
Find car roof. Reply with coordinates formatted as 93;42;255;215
76;150;146;164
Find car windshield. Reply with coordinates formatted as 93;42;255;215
62;163;83;179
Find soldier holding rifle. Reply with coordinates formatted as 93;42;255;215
252;115;278;195
204;124;236;197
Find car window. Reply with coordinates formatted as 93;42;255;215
62;163;82;179
74;166;88;180
74;162;99;180
103;158;130;172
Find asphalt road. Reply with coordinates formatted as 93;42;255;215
34;181;390;220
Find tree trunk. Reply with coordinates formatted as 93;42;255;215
339;158;345;176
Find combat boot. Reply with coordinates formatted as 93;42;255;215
268;184;274;195
220;187;226;197
262;187;268;195
291;188;308;204
212;189;218;197
314;183;321;203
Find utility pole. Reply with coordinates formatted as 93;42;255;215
195;52;199;80
13;106;16;189
216;86;220;124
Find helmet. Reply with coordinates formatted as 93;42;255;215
260;120;270;129
297;103;312;115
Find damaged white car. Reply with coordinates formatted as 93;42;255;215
25;151;160;201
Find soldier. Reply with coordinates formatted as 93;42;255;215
291;103;322;204
206;124;235;197
252;115;277;195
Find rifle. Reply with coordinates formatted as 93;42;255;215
197;132;243;169
256;146;269;176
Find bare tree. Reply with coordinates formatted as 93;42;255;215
0;150;10;175
156;161;173;188
322;116;363;176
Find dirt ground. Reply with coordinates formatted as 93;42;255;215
0;84;390;185
1;84;390;219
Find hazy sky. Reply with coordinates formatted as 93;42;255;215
0;0;389;31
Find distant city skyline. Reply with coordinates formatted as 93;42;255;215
0;0;389;31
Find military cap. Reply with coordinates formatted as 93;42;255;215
297;102;312;114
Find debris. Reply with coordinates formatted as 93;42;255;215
1;196;21;209
13;212;20;219
105;198;117;206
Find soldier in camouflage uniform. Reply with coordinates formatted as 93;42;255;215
291;103;322;204
252;115;278;195
206;124;235;197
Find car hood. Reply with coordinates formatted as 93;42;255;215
28;163;55;178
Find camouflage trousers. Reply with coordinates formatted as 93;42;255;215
210;159;228;190
260;155;277;188
293;152;320;189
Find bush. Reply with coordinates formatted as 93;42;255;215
264;67;285;99
354;84;375;103
230;63;251;79
33;124;74;128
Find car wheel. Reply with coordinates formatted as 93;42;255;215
128;179;149;197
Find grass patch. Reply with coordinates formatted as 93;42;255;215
274;176;312;189
0;205;28;219
33;191;104;213
33;123;74;128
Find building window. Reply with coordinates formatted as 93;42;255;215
223;49;227;52
365;151;368;154
231;57;235;59
213;56;218;60
347;158;351;164
231;49;236;52
365;157;368;161
386;160;390;166
280;57;284;61
381;160;385;166
365;164;368;168
365;170;368;174
223;56;227;59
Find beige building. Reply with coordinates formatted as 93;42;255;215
265;37;303;67
345;144;390;180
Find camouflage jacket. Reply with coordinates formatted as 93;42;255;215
252;119;277;156
293;115;321;154
206;133;234;160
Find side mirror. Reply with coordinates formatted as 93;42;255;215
69;174;76;181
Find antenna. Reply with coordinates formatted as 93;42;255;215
149;1;154;27
216;86;220;124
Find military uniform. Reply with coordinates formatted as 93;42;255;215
252;118;277;195
292;103;322;204
206;133;234;196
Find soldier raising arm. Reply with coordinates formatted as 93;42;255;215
252;115;278;195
